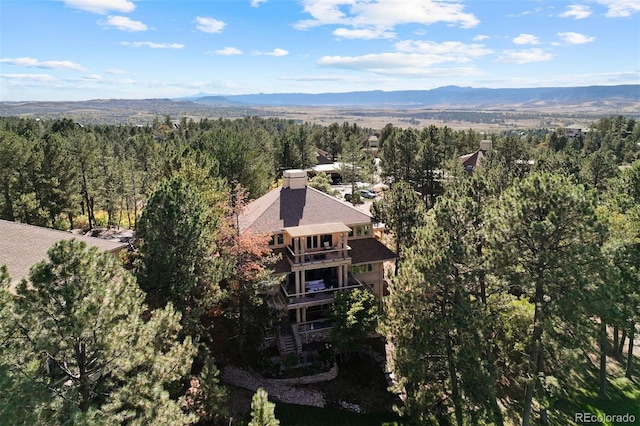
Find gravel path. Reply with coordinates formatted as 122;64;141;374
220;365;326;408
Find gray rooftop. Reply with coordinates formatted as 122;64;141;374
0;219;127;289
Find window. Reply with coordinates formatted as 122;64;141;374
363;225;371;236
269;233;284;246
306;235;319;249
320;234;332;248
352;264;373;274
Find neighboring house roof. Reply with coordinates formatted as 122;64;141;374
239;186;372;235
312;162;343;174
0;219;127;288
460;149;487;170
316;149;334;165
460;140;492;171
349;238;397;265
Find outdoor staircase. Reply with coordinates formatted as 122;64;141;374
279;334;297;355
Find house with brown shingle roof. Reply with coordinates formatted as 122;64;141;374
0;219;127;291
240;169;395;352
459;139;492;173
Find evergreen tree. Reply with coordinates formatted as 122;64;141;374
308;172;339;196
485;172;604;426
340;134;367;199
415;125;445;208
371;181;425;273
330;288;379;360
600;161;640;378
248;388;279;426
0;129;28;221
135;176;223;339
0;240;198;425
382;177;501;426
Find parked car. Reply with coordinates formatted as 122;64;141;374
360;189;376;199
344;193;352;201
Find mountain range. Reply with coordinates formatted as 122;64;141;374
1;85;638;125
186;84;640;107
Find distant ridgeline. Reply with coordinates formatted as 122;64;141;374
205;84;640;107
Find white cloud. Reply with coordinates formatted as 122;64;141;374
558;5;592;19
114;78;137;85
557;32;596;44
195;16;226;33
268;48;289;56
215;47;243;55
507;7;543;17
595;0;640;17
294;0;479;30
0;73;56;82
120;41;184;49
280;74;364;82
513;34;541;45
250;0;267;7
333;27;396;39
0;57;86;71
495;48;554;64
254;48;289;56
66;74;102;82
101;15;147;31
316;39;492;76
318;52;485;77
59;0;136;15
394;40;493;58
473;34;489;41
105;68;127;75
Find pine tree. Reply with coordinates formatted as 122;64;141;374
248;388;279;426
0;240;198;425
135;176;223;339
485;172;604;426
382;177;501;425
371;181;425;273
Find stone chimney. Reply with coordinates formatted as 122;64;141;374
282;169;308;189
479;140;493;151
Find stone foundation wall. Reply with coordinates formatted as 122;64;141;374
300;328;331;344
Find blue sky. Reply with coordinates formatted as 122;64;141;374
1;0;639;101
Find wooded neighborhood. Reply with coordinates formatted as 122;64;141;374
1;114;639;425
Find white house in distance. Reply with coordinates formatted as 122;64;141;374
239;169;395;354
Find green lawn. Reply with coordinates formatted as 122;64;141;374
549;364;640;426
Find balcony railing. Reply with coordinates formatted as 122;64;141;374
286;245;351;266
280;276;366;307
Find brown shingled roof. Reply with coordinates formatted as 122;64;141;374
460;148;487;170
0;219;127;289
348;238;396;264
239;186;372;235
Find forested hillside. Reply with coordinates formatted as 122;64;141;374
1;114;639;425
